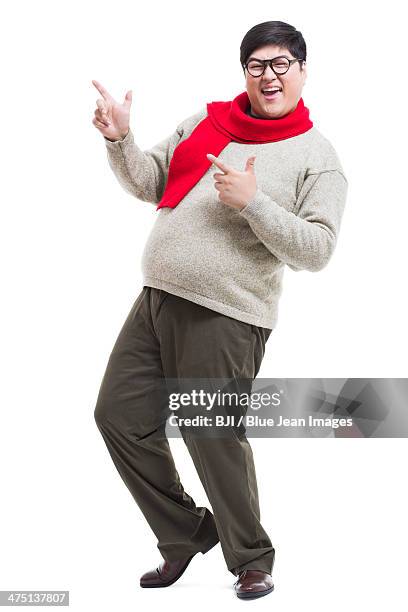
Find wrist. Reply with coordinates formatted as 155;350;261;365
105;130;129;143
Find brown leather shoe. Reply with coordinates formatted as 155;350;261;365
140;554;196;588
233;569;275;599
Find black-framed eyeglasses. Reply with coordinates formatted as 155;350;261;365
243;55;304;77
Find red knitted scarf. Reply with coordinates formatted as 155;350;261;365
156;90;313;210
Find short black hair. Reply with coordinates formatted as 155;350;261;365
240;21;307;73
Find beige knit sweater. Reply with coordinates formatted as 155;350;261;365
103;104;348;329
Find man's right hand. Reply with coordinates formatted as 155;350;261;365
91;80;132;141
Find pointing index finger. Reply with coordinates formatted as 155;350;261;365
92;79;113;102
206;153;231;174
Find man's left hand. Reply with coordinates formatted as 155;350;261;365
207;153;257;211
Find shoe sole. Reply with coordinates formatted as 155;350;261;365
236;584;275;599
140;554;195;588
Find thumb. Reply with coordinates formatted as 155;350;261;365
123;89;132;109
245;156;256;173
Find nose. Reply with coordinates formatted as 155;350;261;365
262;64;277;80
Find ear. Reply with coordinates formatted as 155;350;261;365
302;61;307;83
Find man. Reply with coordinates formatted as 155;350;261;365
92;20;348;600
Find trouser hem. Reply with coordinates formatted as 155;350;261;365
200;531;220;555
229;549;275;577
159;508;220;562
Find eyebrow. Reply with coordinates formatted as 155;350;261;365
247;55;291;62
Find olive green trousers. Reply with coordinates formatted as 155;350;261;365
94;286;275;576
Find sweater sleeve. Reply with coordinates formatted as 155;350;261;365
103;108;206;205
238;169;348;272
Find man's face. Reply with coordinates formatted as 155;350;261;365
244;44;307;119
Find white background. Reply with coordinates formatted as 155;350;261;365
1;0;407;610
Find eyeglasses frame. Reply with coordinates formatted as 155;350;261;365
242;55;305;77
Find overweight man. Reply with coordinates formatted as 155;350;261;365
92;20;348;600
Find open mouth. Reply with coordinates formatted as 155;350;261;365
261;87;282;100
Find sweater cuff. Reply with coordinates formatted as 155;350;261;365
239;187;279;219
104;128;134;149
